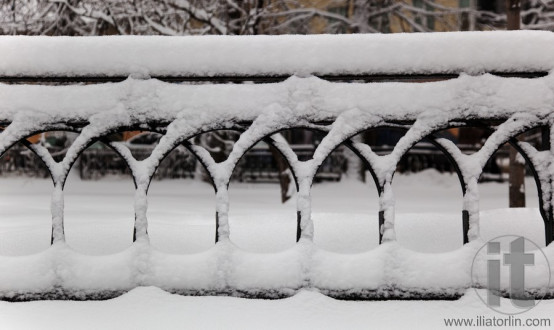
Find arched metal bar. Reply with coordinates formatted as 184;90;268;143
78;127;227;244
180;142;218;192
96;123;253;245
0;124;76;159
35;126;155;244
221;125;326;189
63;138;137;243
0;127;82;245
179;141;221;243
143;126;244;244
388;120;549;244
306;123;467;244
310;124;409;188
263;136;300;192
18;139;57;185
306;137;383;246
262;136;304;242
441;123;548;244
238;122;415;242
312;125;407;195
385;131;467;245
425;136;467;195
194;124;331;243
341;139;382;194
220;127;318;242
304;124;382;191
144;124;248;192
1;116;549;249
170;126;252;193
472;117;541;171
58;124;158;189
101;139;139;189
138;125;251;244
470;124;548;234
0;139;60;246
474;124;552;245
513;139;553;246
260;121;464;244
340;123;481;240
507;137;550;239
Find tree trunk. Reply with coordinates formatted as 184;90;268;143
269;146;292;204
509;148;525;207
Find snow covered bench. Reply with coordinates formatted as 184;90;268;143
0;31;553;300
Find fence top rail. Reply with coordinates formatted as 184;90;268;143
1;31;554;79
0;72;547;85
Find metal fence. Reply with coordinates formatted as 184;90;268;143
0;71;553;300
0;78;551;247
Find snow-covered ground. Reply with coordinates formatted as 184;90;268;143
0;170;551;329
1;287;554;330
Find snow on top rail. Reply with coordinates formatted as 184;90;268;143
1;31;553;79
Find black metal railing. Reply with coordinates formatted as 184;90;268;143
0;72;553;300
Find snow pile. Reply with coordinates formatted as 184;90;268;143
0;31;553;77
0;239;552;299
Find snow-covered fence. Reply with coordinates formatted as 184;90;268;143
1;32;554;300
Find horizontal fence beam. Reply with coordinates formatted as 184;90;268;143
0;71;547;85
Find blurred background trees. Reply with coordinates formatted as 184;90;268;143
1;0;553;36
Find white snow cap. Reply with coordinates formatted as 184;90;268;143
1;31;553;77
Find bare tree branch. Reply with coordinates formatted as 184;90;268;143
2;0;554;36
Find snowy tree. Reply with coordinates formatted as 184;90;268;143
0;0;293;35
2;0;554;36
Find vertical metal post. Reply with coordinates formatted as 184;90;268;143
546;222;553;246
544;126;553;245
462;210;470;244
296;211;301;242
506;0;525;208
378;210;385;244
215;211;219;243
